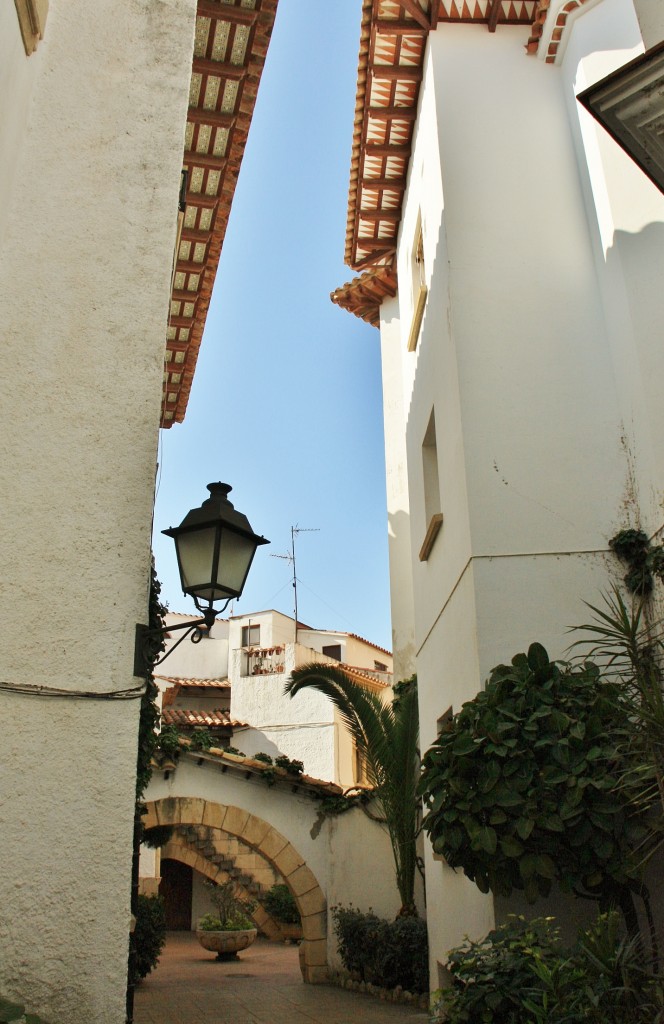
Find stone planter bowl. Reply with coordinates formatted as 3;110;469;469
196;927;258;961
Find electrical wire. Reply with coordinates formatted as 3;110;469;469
0;679;146;700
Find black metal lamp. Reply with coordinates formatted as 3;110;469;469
134;482;268;675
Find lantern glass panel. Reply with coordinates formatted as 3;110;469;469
176;527;217;593
216;530;257;595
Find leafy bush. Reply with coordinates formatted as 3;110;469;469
435;913;664;1024
201;879;256;931
419;643;647;906
332;906;428;993
156;724;181;759
129;894;166;986
261;883;301;924
274;755;304;775
189;728;213;751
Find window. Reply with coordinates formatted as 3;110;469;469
14;0;48;55
241;624;260;647
374;660;388;671
322;644;342;661
407;217;427;352
419;408;444;561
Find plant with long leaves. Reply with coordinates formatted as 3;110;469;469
285;666;420;916
571;586;664;841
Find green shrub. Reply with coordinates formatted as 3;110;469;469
189;728;213;751
331;906;428;993
141;825;174;849
157;724;181;759
419;644;647;907
0;995;50;1023
129;894;166;986
202;879;256;930
435;913;664;1024
274;755;304;775
261;884;301;924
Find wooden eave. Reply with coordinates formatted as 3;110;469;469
331;266;398;327
345;0;541;279
161;0;278;428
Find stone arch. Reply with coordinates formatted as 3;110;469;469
144;797;328;982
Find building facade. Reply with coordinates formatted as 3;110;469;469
0;1;277;1020
157;608;393;785
333;0;664;986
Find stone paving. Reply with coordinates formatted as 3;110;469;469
133;933;429;1024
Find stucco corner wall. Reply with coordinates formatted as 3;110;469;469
0;1;197;1022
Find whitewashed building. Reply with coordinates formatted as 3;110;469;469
157;608;393;785
332;0;664;988
0;2;277;1021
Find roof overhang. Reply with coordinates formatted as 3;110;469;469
161;0;278;427
577;40;664;195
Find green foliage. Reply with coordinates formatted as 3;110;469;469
129;895;166;986
608;529;664;597
141;825;174;849
274;754;304;775
135;564;165;798
261;883;301;924
0;995;49;1023
225;746;245;756
189;728;213;752
419;643;647;904
253;751;273;764
202;879;256;930
157;724;181;759
287;667;420;914
435;913;664;1024
331;905;428;994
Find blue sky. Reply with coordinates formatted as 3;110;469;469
152;0;393;653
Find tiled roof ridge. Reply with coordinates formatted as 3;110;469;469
162;707;244;727
299;626;392;658
176;738;352;796
155;675;230;687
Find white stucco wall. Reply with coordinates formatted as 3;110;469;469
0;2;196;1021
377;0;664;981
161;613;229;678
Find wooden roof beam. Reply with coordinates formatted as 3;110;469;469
399;0;432;31
175;258;207;274
431;0;441;28
172;289;200;303
181;226;212;243
360;176;407;189
170;315;196;328
187;107;236;129
368;105;417;121
192;57;248;81
370;64;423;81
354;246;397;271
183;150;228;170
184;191;219;209
365;143;410;157
376;18;428;34
359;209;402;222
197;1;259;25
488;0;502;31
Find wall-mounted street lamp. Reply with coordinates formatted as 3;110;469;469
577;41;664;196
134;482;269;675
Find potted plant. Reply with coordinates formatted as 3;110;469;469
261;883;302;941
196;880;257;960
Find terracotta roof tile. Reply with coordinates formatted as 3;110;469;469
156;675;230;689
162;0;279;427
343;0;540;285
162;707;243;728
331;266;397;326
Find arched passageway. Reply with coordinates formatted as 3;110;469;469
144;797;327;982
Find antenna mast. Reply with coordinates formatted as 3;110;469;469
271;524;319;642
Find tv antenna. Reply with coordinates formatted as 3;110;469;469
271;524;319;641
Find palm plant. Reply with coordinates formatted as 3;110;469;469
285;665;420;916
571;587;664;824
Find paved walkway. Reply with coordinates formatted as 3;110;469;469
133;933;429;1024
